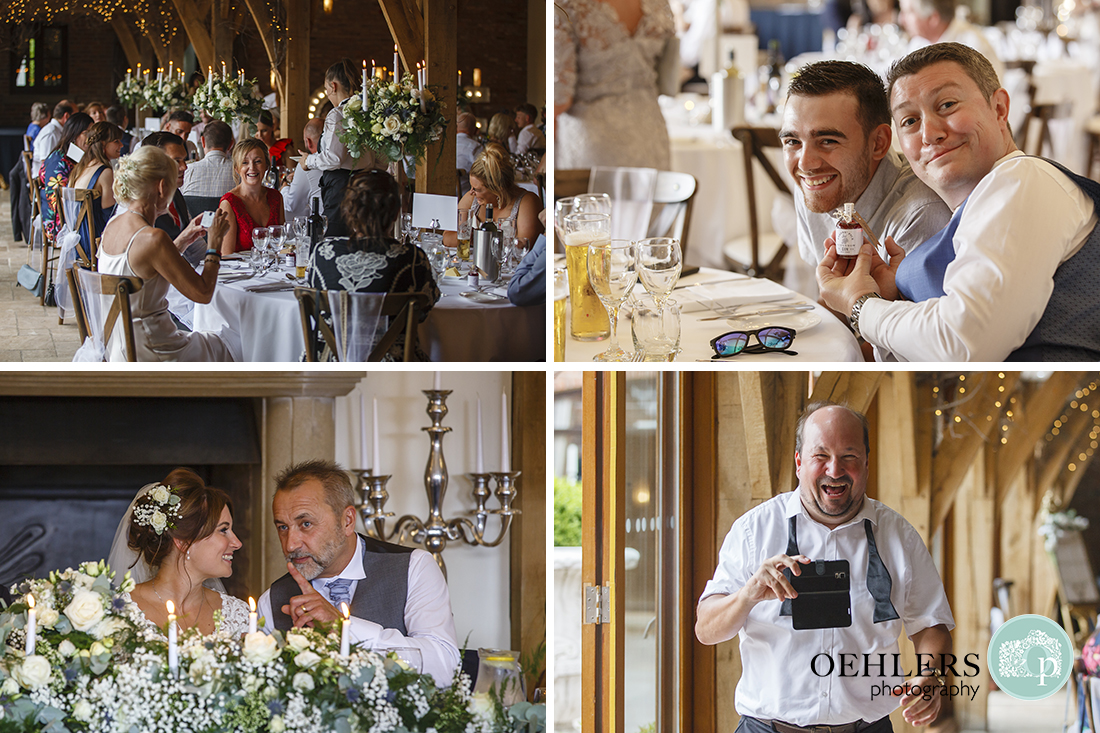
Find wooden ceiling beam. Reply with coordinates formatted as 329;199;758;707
1038;406;1095;504
378;0;426;68
111;17;142;69
169;0;216;72
809;372;882;413
240;0;285;100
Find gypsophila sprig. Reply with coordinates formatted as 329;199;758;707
192;76;265;128
133;483;182;535
116;76;146;107
338;73;448;163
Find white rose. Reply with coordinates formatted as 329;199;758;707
149;510;167;533
220;98;234;110
93;616;126;640
292;671;314;692
1;677;19;695
293;650;321;669
73;700;94;722
382;116;401;137
64;589;105;632
372;123;383;135
151;485;170;503
242;632;280;664
89;641;107;657
14;655;50;689
58;640;77;657
285;632;310;651
270;715;286;733
36;608;59;629
468;692;494;716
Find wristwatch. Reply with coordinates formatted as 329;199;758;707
848;292;882;339
919;667;947;688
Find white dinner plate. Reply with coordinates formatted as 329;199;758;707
722;310;822;332
460;290;507;303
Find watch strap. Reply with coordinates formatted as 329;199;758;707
849;293;882;339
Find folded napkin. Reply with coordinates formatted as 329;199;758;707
674;278;792;313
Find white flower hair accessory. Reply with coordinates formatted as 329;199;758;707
132;484;182;535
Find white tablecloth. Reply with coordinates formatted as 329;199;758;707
561;268;862;362
183;265;543;362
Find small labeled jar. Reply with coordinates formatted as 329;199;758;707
834;202;863;259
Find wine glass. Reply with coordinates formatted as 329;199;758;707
586;239;638;362
554;197;574;249
377;646;423;673
268;224;286;266
251;227;270;274
636;237;682;307
573;193;612;216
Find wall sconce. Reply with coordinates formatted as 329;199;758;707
323;0;334;13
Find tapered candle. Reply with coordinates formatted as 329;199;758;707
371;59;376;79
222;61;227;80
359;393;368;470
166;600;178;675
434;371;441;390
473;67;481;87
24;594;35;656
372;397;380;474
126;68;131;82
207;66;213;92
458;70;462;88
393;44;399;79
248;597;257;634
477;397;484;473
362;60;368;107
501;391;510;472
340;603;350;657
168;61;173;80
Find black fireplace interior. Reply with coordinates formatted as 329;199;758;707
0;396;262;604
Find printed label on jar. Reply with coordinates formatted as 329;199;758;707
834;228;863;257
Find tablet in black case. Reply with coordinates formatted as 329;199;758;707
786;559;852;630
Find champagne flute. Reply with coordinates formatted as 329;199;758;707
587;239;638;362
636;237;682;307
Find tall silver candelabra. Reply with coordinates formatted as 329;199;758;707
354;389;520;577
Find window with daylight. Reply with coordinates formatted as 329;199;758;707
12;26;68;93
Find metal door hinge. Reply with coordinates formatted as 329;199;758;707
583;584;611;624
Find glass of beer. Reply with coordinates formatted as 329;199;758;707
457;209;472;263
563;212;611;341
554;269;568;361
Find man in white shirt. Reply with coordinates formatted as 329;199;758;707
513;103;545;155
898;0;1005;83
257;460;461;687
32;101;73;177
456;112;483;198
165;110;201;161
181;121;236;198
818;43;1100;361
697;402;954;732
282;118;323;220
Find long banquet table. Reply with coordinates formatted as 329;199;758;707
177;263;543;362
561;268;862;362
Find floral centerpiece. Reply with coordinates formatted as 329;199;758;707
1038;493;1090;552
338;74;447;164
115;76;146;108
0;561;545;733
192;75;266;129
144;77;190;114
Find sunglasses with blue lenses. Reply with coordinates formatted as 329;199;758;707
710;327;797;358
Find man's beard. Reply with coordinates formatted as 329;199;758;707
285;531;345;580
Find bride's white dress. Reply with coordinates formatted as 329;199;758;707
122;590;251;637
555;0;674;169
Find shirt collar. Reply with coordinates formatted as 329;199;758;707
324;534;366;582
854;149;903;218
782;488;880;529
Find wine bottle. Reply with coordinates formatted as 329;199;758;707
308;196;325;249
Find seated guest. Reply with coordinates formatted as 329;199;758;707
818;43;1100;361
97;145;232;361
139;131;209;265
307;170;440;361
514;103;546;155
283;118;323;220
487;112;518;154
165;110;200;161
67;122;124;258
455;112;483;198
216;138;285;254
899;0;1004;83
84;102;107;124
255;109;277;149
39;112;92;244
33;101;74;177
508;233;546;307
26;102;49;143
182;121;235;198
444;144;544;250
780;60;951;265
106;105;135;155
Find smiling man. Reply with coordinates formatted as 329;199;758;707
781;61;951;267
696;402;954;733
256;459;460;686
817;43;1100;361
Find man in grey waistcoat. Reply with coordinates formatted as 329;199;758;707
257;459;461;685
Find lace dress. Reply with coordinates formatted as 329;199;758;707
121;590;252;637
555;0;674;169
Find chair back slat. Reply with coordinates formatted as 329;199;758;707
294;288;430;362
71;264;144;361
730;126;791;279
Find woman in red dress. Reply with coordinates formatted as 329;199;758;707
215;138;285;254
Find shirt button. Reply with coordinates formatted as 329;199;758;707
821;692;827;698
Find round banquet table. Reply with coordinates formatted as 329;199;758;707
181;263;544;362
560;268;862;363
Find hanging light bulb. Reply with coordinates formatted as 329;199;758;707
323;0;333;12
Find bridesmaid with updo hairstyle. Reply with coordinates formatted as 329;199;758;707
297;58;389;238
444;143;543;251
117;468;251;637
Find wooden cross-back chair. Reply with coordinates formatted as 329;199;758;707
67;264;144;362
723;127;791;282
21;151;41;241
295;289;432;362
56;187;103;269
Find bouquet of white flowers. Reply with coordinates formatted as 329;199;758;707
144;78;190;113
192;76;266;128
339;74;447;163
115;76;146;108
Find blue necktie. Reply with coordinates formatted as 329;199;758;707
326;578;353;608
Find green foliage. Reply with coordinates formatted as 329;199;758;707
554;478;582;547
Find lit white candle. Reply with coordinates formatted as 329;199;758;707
168;61;173;80
359;393;369;470
166;600;178;675
477;397;484;473
501;391;510;472
207;66;212;92
340;603;350;657
126;68;131;82
24;594;36;656
248;597;257;635
458;70;462;88
372;397;380;474
157;68;163;91
222;61;227;80
370;59;376;79
362;60;368;108
393;45;399;79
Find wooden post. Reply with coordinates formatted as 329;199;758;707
284;0;312;144
737;372;806;499
420;0;457;195
1000;463;1035;616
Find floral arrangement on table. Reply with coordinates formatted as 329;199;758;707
143;77;191;114
115;75;146;108
0;561;545;733
192;74;266;129
1038;494;1090;552
338;73;448;164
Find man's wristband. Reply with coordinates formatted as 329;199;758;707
849;292;882;339
205;249;221;259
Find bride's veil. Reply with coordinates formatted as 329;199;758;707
107;482;226;593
